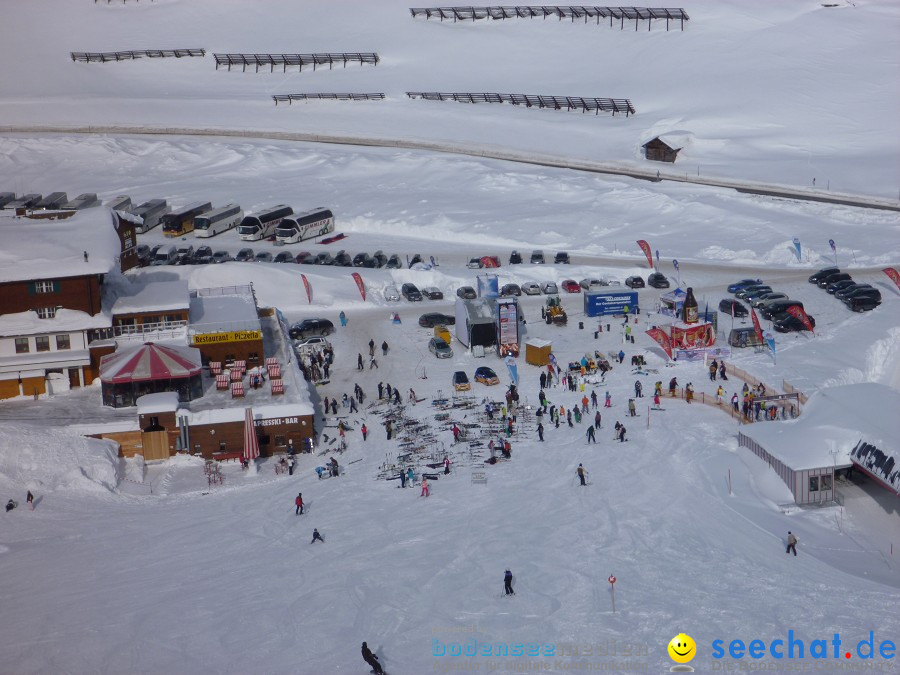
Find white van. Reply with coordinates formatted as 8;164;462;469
150;245;177;266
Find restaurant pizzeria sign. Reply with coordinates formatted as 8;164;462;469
192;330;262;345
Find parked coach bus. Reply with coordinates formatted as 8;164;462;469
162;201;212;238
274;208;335;244
132;199;169;233
194;203;243;238
237;204;293;241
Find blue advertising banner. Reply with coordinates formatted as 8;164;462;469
583;291;639;317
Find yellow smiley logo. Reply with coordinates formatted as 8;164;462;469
667;634;696;664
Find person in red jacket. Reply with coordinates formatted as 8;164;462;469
361;423;368;441
295;493;303;515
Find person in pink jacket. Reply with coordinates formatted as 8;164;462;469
421;478;430;497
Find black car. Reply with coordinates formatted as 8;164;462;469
372;250;387;268
817;272;851;289
500;283;521;297
289;318;334;339
826;279;857;295
333;250;352;267
353;252;375;268
808;267;840;284
273;251;295;263
409;254;424;266
760;300;803;320
422;286;444;300
530;250;545;264
842;287;881;302
509;250;522;265
456;286;477;299
773;314;816;333
845;296;880;312
211;250;232;264
386;254;402;269
235;248;254;262
647;272;670;289
313;252;334;265
418;312;456;327
192;246;213;264
136;244;153;266
735;285;772;300
718;299;748;318
835;283;873;300
402;283;423;301
625;276;645;289
554;252;570;264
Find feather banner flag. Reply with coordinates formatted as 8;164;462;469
645;327;673;360
301;274;312;304
883;267;900;292
351;272;366;301
636;240;653;269
785;305;814;333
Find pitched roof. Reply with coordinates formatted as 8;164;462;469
100;342;202;384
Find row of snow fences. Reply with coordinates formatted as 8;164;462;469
213;53;380;72
71;49;205;63
272;93;386;105
406;92;635;116
409;6;689;30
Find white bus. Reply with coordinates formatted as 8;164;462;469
237;204;293;241
132;199;169;233
274;208;335;244
194;203;243;238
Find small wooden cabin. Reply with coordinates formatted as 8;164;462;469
643;137;680;163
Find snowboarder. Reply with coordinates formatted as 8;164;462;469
361;423;368;441
537;422;544;442
6;499;16;512
295;493;304;515
358;353;364;370
628;399;636;417
420;478;430;498
339;310;347;327
361;642;384;675
502;440;511;459
604;391;612;408
504;569;514;595
786;531;798;556
382;340;389;356
586;426;596;443
577;464;587;485
26;491;34;510
310;528;325;544
618;424;627;443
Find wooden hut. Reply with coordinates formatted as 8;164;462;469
525;338;552;366
643;137;681;163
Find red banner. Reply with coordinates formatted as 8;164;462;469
750;308;764;344
786;305;814;333
301;274;312;304
645;327;673;360
351;272;366;301
636;240;653;269
883;267;900;291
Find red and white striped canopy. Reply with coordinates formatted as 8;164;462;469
243;407;260;461
100;342;202;384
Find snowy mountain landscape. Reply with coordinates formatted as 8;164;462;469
0;1;899;673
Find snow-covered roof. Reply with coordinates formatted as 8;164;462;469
137;392;180;414
0;208;122;284
182;402;313;425
112;281;190;316
526;338;552;348
189;292;259;335
740;384;900;472
457;298;495;322
0;308;110;337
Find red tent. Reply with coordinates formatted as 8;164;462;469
100;343;203;408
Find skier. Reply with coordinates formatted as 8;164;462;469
420;478;430;498
577;463;587;485
653;392;661;408
618;424;627;443
628;399;636;417
295;493;304;515
586;425;595;443
361;423;368;441
591;390;598;409
382;340;389;356
594;411;602;430
669;377;678;397
358;353;364;370
786;531;798;556
537;422;544;442
581;395;589;413
654;381;663;397
310;528;325;544
361;642;384;675
504;569;514;595
331;399;338;415
26;491;34;510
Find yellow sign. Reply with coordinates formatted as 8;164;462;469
192;330;261;345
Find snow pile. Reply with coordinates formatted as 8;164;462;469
0;424;120;496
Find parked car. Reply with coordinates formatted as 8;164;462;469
289;318;334;339
409;254;424;267
743;287;779;304
773;314;816;333
625;276;645;289
254;251;274;263
808;267;840;284
541;281;559;295
474;366;500;385
509;250;523;265
402;283;423;301
332;250;351;267
718;299;749;318
235;248;254;262
727;278;763;293
192;246;213;264
294;252;312;264
579;278;604;290
384;285;401;302
561;280;581;293
817;272;851;289
211;250;233;264
500;283;521;297
522;282;541;296
422;286;444;300
452;370;471;391
372;250;387;268
419;312;455;328
353;252;375;268
293;336;331;350
429;337;453;358
530;250;545;264
845;295;880;312
647;272;670;289
841;287;881;302
834;283;873;300
751;292;789;308
136;244;152;266
273;251;295;263
175;244;194;265
554;252;570;264
386;254;402;269
457;286;477;299
826;279;857;295
313;252;333;265
760;300;803;320
466;257;483;269
735;285;772;300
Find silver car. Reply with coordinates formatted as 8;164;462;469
429;337;453;359
522;282;541;296
541;281;559;294
384;285;401;301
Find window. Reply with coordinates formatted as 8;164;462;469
36;307;57;319
274;435;286;447
820;475;833;491
35;280;55;294
15;338;29;354
248;351;260;365
219;441;227;452
56;334;70;350
35;336;50;352
808;476;820;492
